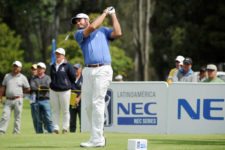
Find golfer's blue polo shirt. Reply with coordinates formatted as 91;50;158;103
74;27;113;65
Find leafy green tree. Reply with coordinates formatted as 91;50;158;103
110;45;133;80
0;22;25;80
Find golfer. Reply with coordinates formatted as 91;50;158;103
71;6;122;147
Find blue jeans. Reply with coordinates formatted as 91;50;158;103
36;100;53;133
30;103;39;133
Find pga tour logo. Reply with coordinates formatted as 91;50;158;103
104;89;113;127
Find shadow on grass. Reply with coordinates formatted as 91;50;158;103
149;139;225;146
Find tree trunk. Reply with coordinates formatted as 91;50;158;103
134;0;155;81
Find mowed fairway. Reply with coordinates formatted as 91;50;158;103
0;100;225;150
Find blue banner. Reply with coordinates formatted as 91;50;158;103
51;39;56;64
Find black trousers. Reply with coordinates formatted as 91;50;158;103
69;105;81;132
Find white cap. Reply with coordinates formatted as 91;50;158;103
71;13;89;24
175;55;185;65
55;48;65;55
37;62;46;69
207;64;217;71
31;64;37;69
115;74;123;81
13;61;22;67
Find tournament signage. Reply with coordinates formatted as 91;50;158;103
117;90;157;125
167;83;225;134
105;82;168;134
81;82;225;134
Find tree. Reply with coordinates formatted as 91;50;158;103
133;0;156;80
0;22;24;80
0;0;81;63
110;45;133;80
151;0;225;80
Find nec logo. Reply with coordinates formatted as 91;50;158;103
178;99;224;120
117;102;157;115
117;102;157;125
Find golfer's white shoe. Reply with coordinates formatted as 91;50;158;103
80;139;106;148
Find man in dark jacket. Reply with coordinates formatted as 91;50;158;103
49;48;75;134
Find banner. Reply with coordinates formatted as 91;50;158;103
81;82;225;134
81;82;168;134
167;83;225;134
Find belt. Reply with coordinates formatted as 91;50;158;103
85;64;105;68
6;96;21;100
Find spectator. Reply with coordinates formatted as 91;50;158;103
115;74;123;81
49;48;76;134
30;62;54;133
0;61;30;134
197;66;207;82
29;64;39;133
173;57;197;82
31;64;38;79
204;64;224;83
69;63;83;133
167;55;184;84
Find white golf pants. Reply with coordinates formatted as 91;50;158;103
0;98;23;134
50;89;71;131
82;65;113;143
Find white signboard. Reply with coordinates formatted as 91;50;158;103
167;83;225;134
81;82;225;134
81;82;168;134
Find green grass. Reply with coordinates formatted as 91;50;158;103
0;100;225;150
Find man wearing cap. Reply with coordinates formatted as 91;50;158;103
197;66;207;82
173;57;197;82
49;48;76;134
72;6;122;147
30;62;54;133
0;61;30;134
69;63;83;133
29;64;39;133
167;55;184;84
204;64;224;83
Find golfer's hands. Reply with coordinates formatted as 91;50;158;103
104;6;115;15
108;7;115;15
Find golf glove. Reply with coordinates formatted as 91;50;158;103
108;6;115;15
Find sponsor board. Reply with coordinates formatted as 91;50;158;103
167;83;225;134
81;82;225;134
105;82;168;133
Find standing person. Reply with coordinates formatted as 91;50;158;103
72;6;122;147
204;64;224;83
197;66;207;82
173;57;197;82
167;55;184;84
69;63;83;133
30;62;54;133
0;61;30;134
49;48;76;134
29;64;39;133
